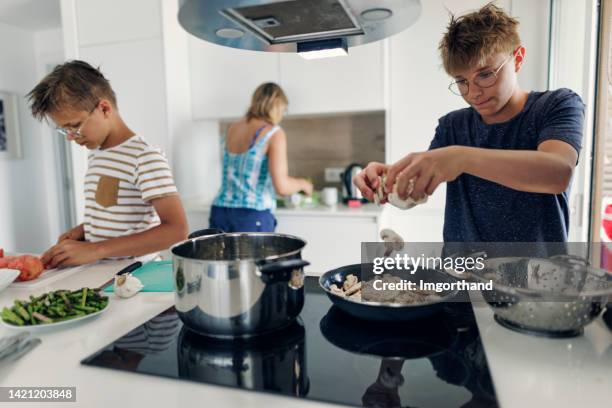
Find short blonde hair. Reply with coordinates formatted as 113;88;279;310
439;2;520;75
245;82;288;123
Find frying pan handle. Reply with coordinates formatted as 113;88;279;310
257;259;310;284
188;228;224;239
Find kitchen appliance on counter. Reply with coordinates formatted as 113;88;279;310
342;163;367;204
82;278;499;408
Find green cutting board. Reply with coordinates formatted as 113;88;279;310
104;261;174;293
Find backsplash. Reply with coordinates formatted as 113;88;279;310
220;111;385;191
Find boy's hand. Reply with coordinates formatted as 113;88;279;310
385;146;466;200
42;240;102;269
58;223;85;243
353;162;390;202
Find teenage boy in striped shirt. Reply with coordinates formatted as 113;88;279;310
28;60;188;268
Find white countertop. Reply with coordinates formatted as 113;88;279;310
0;260;610;408
182;197;383;219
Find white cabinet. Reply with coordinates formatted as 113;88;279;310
76;0;161;46
184;205;381;275
279;41;385;115
275;212;380;275
188;39;385;118
79;39;169;153
189;38;280;120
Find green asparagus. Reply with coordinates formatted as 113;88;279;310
1;288;109;326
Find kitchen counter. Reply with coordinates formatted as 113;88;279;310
0;260;610;407
182;197;383;219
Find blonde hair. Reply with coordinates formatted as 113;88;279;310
245;82;288;123
439;2;520;75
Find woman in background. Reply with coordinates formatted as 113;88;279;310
210;82;313;232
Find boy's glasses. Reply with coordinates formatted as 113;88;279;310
55;105;98;138
448;49;519;96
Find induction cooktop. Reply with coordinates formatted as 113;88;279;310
82;278;498;407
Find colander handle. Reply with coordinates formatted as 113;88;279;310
550;254;590;267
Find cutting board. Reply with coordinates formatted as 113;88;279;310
104;261;174;293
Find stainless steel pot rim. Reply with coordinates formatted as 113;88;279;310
318;274;459;309
170;232;307;265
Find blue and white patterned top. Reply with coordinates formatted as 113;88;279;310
213;125;279;211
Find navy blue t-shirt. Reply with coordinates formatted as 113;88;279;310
429;88;585;242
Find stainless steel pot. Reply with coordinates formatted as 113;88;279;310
171;229;309;338
447;254;612;338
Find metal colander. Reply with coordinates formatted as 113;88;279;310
451;255;612;337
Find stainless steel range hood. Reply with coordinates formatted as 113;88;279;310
178;0;421;53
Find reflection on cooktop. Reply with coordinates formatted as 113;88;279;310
82;278;498;408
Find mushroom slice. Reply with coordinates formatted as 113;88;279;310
380;228;405;256
345;281;362;296
343;274;359;291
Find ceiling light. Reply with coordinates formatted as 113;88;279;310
215;28;244;39
361;8;393;21
298;38;348;60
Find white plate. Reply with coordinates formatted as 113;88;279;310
0;269;20;292
1;302;109;331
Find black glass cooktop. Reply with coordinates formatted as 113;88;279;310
82;278;498;407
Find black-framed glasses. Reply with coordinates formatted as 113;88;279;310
55;104;98;138
448;50;518;96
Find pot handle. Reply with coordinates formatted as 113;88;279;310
257;259;310;284
188;228;224;239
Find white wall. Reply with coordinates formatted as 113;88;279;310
160;0;221;204
0;24;63;253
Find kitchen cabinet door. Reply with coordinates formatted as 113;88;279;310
189;38;280;120
279;41;385;115
275;214;379;275
76;0;162;46
79;39;168;153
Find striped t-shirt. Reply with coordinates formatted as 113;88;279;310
84;135;178;242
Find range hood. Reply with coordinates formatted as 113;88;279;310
178;0;421;54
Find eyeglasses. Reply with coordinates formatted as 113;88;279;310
55;105;98;138
448;49;519;96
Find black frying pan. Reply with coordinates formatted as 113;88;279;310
318;263;459;322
